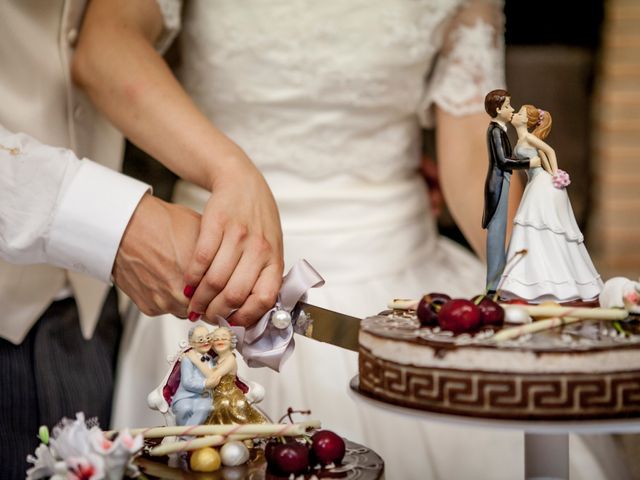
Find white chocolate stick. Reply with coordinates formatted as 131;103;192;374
501;305;628;321
149;434;252;456
387;298;419;310
105;420;321;440
387;297;630;322
492;316;582;342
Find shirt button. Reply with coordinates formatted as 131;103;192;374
67;28;78;47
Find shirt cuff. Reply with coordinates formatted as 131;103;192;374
46;160;151;283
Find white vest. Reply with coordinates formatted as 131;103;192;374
0;0;124;344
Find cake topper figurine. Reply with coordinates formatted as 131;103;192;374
147;325;268;427
202;326;269;425
171;325;217;426
497;104;604;302
483;90;541;293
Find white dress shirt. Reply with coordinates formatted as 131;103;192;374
0;125;149;281
0;0;180;344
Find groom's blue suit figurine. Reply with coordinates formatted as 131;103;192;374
482;90;539;293
172;325;216;426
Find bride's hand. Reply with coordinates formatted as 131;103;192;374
184;156;284;327
537;151;556;175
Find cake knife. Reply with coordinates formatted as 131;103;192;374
297;301;361;352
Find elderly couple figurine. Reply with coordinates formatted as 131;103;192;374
168;325;268;426
483;89;603;303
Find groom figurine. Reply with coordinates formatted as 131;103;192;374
482;90;540;292
172;325;217;426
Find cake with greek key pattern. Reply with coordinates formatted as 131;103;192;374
358;311;640;420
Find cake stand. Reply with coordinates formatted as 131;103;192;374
349;375;640;480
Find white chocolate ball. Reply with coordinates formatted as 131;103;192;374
271;309;292;329
504;307;532;324
220;441;250;467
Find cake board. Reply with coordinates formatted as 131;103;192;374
349;375;640;480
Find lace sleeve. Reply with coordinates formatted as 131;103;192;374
154;0;183;53
419;0;505;127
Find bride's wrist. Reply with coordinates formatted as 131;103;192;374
208;152;262;191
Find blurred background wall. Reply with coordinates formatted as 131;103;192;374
589;0;640;280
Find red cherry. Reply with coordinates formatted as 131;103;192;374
417;293;451;327
265;440;309;476
438;299;482;334
471;296;505;327
311;430;346;466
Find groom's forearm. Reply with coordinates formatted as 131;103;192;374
72;0;246;191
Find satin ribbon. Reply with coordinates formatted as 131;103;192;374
219;259;324;371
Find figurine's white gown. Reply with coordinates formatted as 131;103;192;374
113;1;629;478
500;145;603;301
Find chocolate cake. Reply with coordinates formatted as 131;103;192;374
358;310;640;420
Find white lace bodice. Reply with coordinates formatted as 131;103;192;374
175;0;505;181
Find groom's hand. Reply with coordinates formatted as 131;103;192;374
112;194;200;317
530;156;541;168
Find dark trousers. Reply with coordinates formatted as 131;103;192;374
0;289;121;479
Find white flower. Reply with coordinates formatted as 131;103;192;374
66;455;105;480
26;443;61;480
27;413;143;480
88;428;143;480
49;413;92;460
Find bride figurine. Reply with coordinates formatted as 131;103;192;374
201;327;269;425
499;104;604;302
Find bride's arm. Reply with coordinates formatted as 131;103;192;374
527;134;558;174
437;110;525;259
204;355;236;389
425;0;524;258
538;151;553;174
73;0;284;327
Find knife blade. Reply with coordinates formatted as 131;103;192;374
296;301;361;352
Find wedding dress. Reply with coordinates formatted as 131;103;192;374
113;1;628;478
500;145;603;301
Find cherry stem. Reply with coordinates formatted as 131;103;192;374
492;249;528;302
278;407;312;424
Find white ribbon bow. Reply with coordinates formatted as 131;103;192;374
219;259;324;371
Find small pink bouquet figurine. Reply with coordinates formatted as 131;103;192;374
552;169;571;189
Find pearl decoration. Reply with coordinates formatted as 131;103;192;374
220;441;250;466
504;306;532;324
271;309;292;329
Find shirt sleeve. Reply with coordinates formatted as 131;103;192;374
419;0;506;127
154;0;183;53
0;124;150;283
